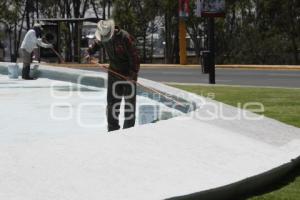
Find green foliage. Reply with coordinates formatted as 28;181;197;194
215;0;300;64
1;0;299;64
0;1;21;25
181;0;300;64
112;0;139;36
112;0;162;62
185;0;206;59
113;0;158;36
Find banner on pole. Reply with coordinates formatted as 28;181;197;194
195;0;202;17
202;0;225;17
195;0;225;17
179;0;190;18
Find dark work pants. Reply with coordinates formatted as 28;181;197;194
22;64;31;79
107;72;137;132
20;49;32;79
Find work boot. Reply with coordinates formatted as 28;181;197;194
22;64;35;80
23;77;35;80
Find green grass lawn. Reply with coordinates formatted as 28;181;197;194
171;84;300;200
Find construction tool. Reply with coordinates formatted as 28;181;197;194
43;38;65;63
88;57;186;108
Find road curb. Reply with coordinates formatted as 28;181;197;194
164;82;300;90
216;65;300;71
46;63;300;70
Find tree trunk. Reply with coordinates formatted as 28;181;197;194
291;36;299;64
150;32;154;63
91;0;99;18
36;0;39;19
288;2;299;64
143;32;147;62
14;7;26;62
26;1;30;30
165;13;173;63
173;12;179;64
9;28;12;62
108;0;111;18
13;22;17;62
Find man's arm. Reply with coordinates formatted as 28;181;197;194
124;34;140;77
85;40;102;63
87;40;102;55
37;38;53;48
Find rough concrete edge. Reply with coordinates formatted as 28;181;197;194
0;62;106;88
0;62;8;74
0;62;199;113
38;65;106;88
166;156;300;200
38;64;197;113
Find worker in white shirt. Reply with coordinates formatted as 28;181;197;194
20;24;53;80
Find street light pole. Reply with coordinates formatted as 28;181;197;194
208;17;215;84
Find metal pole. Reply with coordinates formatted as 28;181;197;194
208;17;215;84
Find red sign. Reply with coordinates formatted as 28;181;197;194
179;0;190;18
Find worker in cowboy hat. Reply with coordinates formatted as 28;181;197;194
86;19;140;132
20;23;53;80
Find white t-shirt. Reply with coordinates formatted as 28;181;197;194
20;29;52;53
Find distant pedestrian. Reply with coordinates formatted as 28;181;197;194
86;19;140;132
20;24;53;80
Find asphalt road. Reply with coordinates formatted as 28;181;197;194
77;67;300;88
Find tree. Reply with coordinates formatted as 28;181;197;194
113;0;160;62
0;0;28;61
259;0;300;64
214;0;300;64
185;0;206;62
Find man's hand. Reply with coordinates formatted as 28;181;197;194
84;50;92;64
84;54;91;63
127;71;138;81
85;55;101;66
44;42;53;49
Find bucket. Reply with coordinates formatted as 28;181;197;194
138;105;160;125
8;63;19;79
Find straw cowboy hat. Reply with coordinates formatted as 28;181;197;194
95;19;115;42
33;23;42;29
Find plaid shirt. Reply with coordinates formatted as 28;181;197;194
88;28;140;76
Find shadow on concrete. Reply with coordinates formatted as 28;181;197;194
167;158;300;200
239;161;300;200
